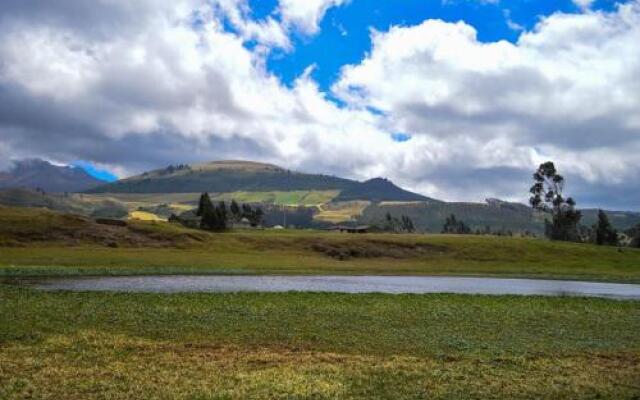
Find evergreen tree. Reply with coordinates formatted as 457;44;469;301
248;206;264;227
442;214;471;234
230;200;241;222
595;209;618;246
241;203;252;219
198;193;228;231
401;215;415;233
196;192;213;217
217;201;228;225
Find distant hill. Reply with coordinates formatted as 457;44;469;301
87;160;430;204
0;159;107;193
0;188;128;218
359;199;640;233
334;178;434;202
3;158;639;234
88;160;356;194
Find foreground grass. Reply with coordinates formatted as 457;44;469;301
1;286;639;399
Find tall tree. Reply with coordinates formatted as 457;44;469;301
529;162;581;241
217;201;228;225
442;214;471;234
196;192;213;217
241;203;252;219
230;200;241;222
198;193;228;231
595;209;618;246
248;206;264;227
401;215;415;233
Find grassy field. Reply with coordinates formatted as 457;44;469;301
1;206;640;398
1;206;640;281
1;286;639;399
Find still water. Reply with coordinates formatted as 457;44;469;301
28;275;640;300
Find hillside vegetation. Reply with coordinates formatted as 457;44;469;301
1;206;639;281
87;161;356;194
3;159;640;234
334;178;432;202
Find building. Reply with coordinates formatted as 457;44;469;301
327;225;370;234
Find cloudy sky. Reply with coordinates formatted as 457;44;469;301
0;0;639;209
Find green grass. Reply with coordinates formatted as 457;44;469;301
1;286;639;399
2;206;640;398
2;229;640;281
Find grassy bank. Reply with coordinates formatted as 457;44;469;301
1;286;639;399
1;206;640;281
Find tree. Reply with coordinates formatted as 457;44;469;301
198;193;227;231
595;209;618;246
382;212;415;233
385;212;395;232
626;224;640;248
529;162;581;241
247;206;263;227
217;201;228;225
442;214;471;234
241;203;252;219
230;200;241;222
401;215;415;233
196;193;213;217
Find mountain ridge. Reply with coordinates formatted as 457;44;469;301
87;159;434;203
0;159;107;193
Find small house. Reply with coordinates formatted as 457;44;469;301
328;225;370;234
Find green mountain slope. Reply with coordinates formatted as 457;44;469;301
87;161;356;194
0;188;128;218
334;178;434;202
359;199;640;233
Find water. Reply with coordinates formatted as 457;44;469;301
27;275;640;299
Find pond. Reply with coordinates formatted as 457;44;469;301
25;275;640;300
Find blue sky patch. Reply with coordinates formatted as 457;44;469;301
260;0;624;91
391;133;412;143
73;161;118;182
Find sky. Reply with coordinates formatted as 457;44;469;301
0;0;639;209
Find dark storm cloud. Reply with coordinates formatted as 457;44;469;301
0;0;168;39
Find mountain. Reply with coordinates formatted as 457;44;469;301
359;199;640;234
87;160;430;203
359;199;545;234
334;178;433;202
0;159;107;193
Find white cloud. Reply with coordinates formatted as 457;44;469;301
573;0;595;11
278;0;348;34
0;0;639;208
333;2;640;202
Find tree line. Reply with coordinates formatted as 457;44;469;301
528;161;640;247
437;161;640;247
192;193;264;232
